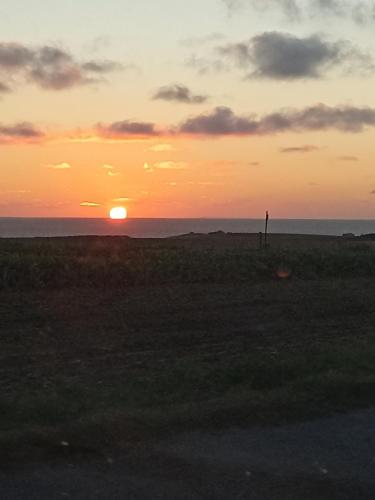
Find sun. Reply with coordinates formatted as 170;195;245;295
109;206;128;220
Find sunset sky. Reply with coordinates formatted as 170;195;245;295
2;0;375;218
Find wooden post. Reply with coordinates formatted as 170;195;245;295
264;211;269;248
258;231;263;250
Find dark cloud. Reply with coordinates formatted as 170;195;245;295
178;104;375;136
0;42;120;92
280;145;319;153
81;60;122;73
222;1;375;23
153;84;208;104
98;120;160;137
0;122;44;143
28;65;85;91
0;81;11;93
179;107;258;135
218;32;370;80
0;43;34;68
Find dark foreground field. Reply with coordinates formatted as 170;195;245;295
1;233;375;471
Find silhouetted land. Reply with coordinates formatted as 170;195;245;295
1;233;375;465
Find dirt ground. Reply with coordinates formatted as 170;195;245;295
2;240;375;497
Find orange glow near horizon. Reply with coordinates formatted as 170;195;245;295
2;129;375;219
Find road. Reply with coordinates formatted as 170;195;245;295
1;408;375;499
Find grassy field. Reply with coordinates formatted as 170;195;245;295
1;234;375;464
0;233;374;289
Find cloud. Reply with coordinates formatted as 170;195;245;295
0;81;11;93
187;54;228;75
0;42;120;92
178;104;375;136
0;43;33;68
100;163;120;176
144;161;188;173
0;122;44;144
81;60;121;73
336;155;359;161
154;161;188;169
113;197;133;202
222;1;375;23
280;145;319;153
150;144;176;152
5;189;32;194
143;162;154;173
80;201;101;207
8;102;375;147
46;162;72;170
98;120;160;138
153;84;208;104
218;32;370;80
179;107;258;135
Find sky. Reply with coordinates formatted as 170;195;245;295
1;0;375;218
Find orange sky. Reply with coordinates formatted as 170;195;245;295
1;0;375;218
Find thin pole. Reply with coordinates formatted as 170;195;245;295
264;211;269;248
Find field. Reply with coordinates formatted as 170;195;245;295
1;233;375;464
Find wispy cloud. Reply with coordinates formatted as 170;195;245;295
336;155;359;161
80;201;101;207
5;189;32;194
222;1;375;24
101;163;121;175
154;161;188;169
144;161;188;173
113;197;133;202
45;162;72;170
153;84;209;104
280;145;319;153
0;122;44;144
150;144;176;152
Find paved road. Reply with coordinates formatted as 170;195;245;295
1;409;375;499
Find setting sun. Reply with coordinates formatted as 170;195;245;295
109;207;128;220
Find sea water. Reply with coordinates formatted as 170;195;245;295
1;218;375;238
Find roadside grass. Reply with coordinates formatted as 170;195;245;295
1;341;375;464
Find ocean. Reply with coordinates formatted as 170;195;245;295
1;218;375;238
